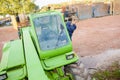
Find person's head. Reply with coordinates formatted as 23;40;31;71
68;17;72;23
64;17;72;23
68;18;72;22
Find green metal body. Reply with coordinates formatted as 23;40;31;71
0;11;78;80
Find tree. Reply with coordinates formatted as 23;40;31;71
0;0;38;15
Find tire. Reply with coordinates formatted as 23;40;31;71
65;61;91;80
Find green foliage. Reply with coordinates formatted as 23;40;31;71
92;62;120;80
50;4;62;9
39;4;61;13
0;0;38;15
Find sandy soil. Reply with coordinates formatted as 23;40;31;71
0;15;120;61
72;15;120;57
0;27;18;60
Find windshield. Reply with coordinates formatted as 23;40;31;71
33;14;69;50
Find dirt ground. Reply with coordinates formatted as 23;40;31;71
0;27;18;59
0;15;120;60
72;15;120;57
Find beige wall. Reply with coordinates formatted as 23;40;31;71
11;15;18;29
113;0;120;15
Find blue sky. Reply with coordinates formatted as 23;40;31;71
34;0;69;8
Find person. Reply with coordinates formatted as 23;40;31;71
66;18;77;40
16;13;20;23
48;6;51;11
63;6;69;20
15;13;20;27
59;24;67;41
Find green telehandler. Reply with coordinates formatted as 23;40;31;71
0;11;90;80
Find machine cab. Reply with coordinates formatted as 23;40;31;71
31;11;73;59
34;13;69;51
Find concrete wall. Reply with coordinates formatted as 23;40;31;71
78;4;93;19
93;2;110;17
113;0;120;15
68;2;112;20
69;4;93;20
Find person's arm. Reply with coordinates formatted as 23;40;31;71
72;24;76;30
71;20;77;30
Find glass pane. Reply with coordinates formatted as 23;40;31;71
33;14;69;50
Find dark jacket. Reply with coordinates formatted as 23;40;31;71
66;21;76;40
